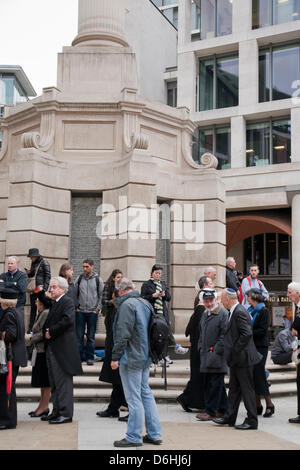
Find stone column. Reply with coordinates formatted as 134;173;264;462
292;194;300;281
72;0;129;47
232;0;252;34
231;115;246;168
239;39;258;107
178;0;192;49
291;108;300;163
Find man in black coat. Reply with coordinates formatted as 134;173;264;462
287;282;300;424
225;257;240;293
43;277;82;424
213;288;262;430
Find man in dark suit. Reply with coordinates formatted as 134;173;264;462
213;288;262;430
43;277;82;424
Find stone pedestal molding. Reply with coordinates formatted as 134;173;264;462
72;0;129;47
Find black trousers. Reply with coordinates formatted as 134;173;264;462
29;293;38;331
107;383;127;413
204;373;228;417
0;366;19;428
225;365;258;427
46;346;74;418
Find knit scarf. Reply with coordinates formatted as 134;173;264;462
151;278;164;315
248;302;265;325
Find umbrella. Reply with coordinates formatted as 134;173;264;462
6;343;13;408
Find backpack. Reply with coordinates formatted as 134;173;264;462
77;273;100;297
148;310;170;364
241;276;263;305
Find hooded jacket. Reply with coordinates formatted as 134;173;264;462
112;290;152;369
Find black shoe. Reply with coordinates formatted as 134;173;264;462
30;409;49;418
257;405;263;416
49;415;72;424
0;425;16;430
212;417;234;427
263;404;275;418
176;395;192;413
289;416;300;424
41;413;58;422
143;434;162;445
86;359;94;366
235;422;257;430
96;410;119;418
118;414;129;422
113;438;142;448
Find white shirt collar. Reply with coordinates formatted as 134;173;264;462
230;302;239;315
56;293;65;302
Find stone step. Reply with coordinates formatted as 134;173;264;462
16;381;297;401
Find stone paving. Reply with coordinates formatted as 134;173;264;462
1;395;300;451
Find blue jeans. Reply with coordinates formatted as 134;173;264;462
119;363;162;444
76;311;98;361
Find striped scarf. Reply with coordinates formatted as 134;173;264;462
151;278;164;315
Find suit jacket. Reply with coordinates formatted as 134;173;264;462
43;294;83;376
224;303;262;368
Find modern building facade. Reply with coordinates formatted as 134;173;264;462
177;0;300;330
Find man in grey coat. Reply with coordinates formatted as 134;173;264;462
196;290;228;421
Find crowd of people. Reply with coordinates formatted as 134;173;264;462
0;250;300;447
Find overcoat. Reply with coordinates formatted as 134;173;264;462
43;295;83;376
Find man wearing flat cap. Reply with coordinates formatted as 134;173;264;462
213;288;262;430
196;289;228;421
25;249;51;333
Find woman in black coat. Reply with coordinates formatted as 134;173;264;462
97;269;127;419
0;288;27;430
247;288;274;417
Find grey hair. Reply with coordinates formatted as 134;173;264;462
50;276;69;291
226;257;235;267
288;282;300;294
115;277;135;292
8;256;19;263
204;266;216;274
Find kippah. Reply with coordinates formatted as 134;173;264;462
225;288;236;294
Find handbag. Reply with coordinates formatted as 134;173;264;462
26;260;42;293
0;339;8;375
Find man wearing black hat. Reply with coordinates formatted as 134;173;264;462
0;287;27;430
25;249;51;333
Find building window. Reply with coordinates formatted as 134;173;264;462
246;118;291;167
244;233;291;277
253;0;300;29
191;0;232;40
199;54;239;110
259;43;300;102
167;81;177;107
0;131;2;150
192;126;231;169
0;73;27;106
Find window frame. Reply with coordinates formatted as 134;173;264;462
246;116;291;167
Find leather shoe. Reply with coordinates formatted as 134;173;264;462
235;422;257;430
30;409;49;418
49;416;72;424
114;438;142;447
0;425;16;430
118;414;129;422
176;395;192;413
196;412;214;421
96;410;119;418
212;417;234;427
41;413;58;421
289;416;300;424
143;434;162;445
